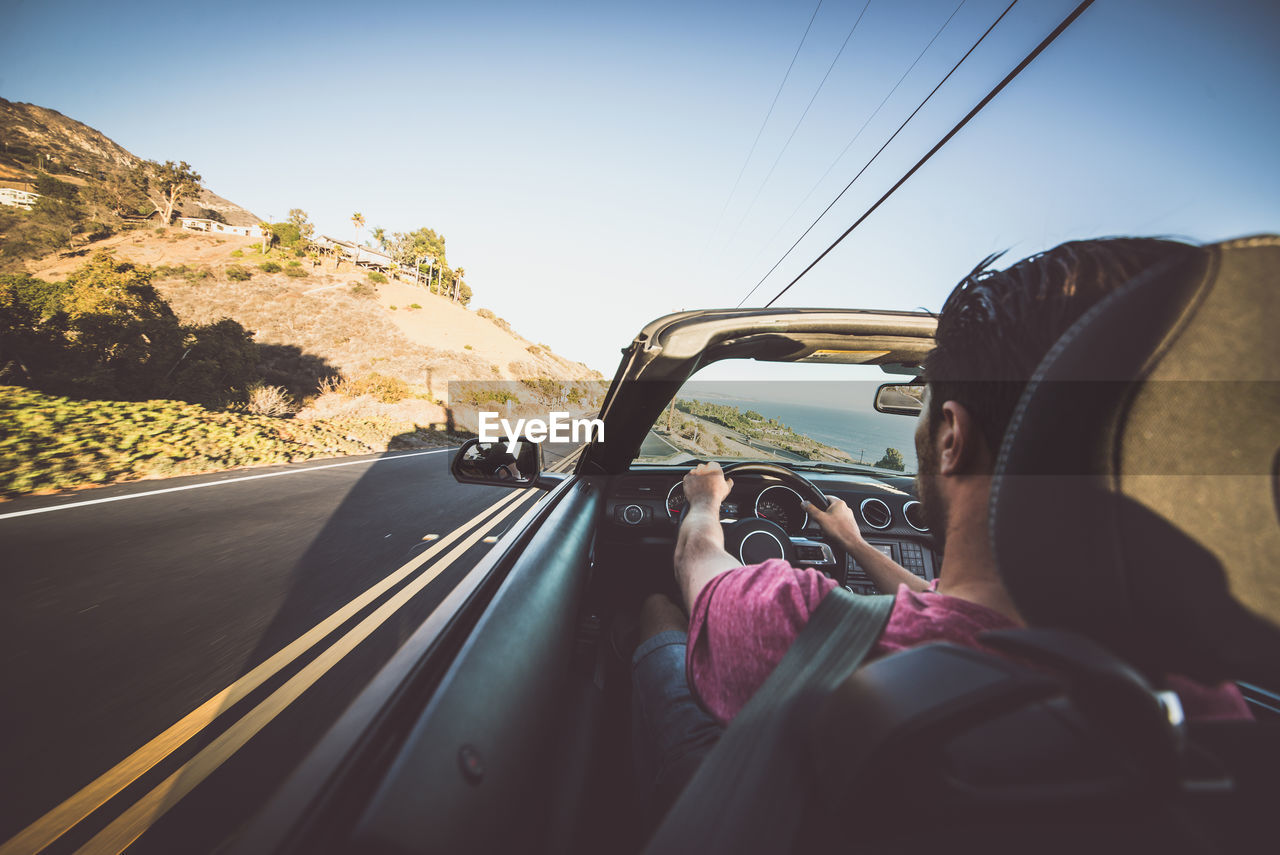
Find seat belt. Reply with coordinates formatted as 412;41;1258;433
643;587;895;855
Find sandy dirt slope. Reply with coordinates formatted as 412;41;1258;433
380;280;546;374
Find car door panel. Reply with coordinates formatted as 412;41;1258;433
351;477;603;854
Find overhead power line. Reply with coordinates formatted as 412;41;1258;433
707;1;824;242
725;0;874;242
732;0;968;293
759;0;1096;308
738;0;1017;307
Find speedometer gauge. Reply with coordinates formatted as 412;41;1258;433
754;485;809;534
756;499;789;529
666;483;686;519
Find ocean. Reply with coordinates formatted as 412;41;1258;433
709;397;920;472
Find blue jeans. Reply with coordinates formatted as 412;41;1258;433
631;630;723;825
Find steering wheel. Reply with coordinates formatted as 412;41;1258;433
680;462;831;566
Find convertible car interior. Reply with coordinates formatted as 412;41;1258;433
230;236;1279;854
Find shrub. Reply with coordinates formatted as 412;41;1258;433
520;377;561;398
463;388;518;407
367;271;387;284
230;249;244;257
283;266;308;278
389;305;397;310
340;372;411;403
225;265;252;281
350;282;375;297
259;260;282;273
526;344;542;354
409;303;421;309
154;264;211;284
464;344;473;350
246;384;296;417
286;259;301;268
476;308;513;333
873;447;905;471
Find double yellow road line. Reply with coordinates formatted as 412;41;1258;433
3;447;579;855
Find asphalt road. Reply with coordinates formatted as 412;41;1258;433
0;444;577;855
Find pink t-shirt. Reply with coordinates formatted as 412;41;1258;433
686;559;1251;726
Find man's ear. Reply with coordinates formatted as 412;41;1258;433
936;401;993;476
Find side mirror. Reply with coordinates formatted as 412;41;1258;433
451;438;544;488
874;383;926;416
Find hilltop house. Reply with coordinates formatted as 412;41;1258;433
0;186;41;210
178;217;263;238
313;235;401;272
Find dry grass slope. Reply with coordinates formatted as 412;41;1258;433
0;385;463;498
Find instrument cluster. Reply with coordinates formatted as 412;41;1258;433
665;481;809;535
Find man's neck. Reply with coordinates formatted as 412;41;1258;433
933;483;1025;625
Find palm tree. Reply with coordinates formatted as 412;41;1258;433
372;226;387;252
453;267;466;302
351;212;365;245
257;222;272;254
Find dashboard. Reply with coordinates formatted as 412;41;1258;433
605;468;939;594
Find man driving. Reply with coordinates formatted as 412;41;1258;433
629;237;1252;824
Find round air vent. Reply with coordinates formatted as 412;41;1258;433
903;500;928;532
860;497;892;530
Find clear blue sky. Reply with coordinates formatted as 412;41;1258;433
3;0;1277;375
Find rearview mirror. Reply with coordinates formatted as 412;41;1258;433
874;383;925;416
451;438;543;487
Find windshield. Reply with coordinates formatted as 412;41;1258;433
633;365;921;476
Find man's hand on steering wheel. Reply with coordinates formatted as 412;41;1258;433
683;461;734;511
805;496;867;553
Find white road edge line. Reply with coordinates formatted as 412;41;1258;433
0;449;453;521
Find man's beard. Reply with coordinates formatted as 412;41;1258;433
915;430;949;555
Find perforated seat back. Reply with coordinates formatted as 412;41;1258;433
990;235;1280;685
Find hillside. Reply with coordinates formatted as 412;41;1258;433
26;229;601;397
0;97;259;225
3;99;604;496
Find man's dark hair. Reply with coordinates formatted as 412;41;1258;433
923;237;1206;452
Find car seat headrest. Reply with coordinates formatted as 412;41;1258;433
990;235;1280;686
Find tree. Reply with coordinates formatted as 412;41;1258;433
91;165;151;217
389;226;448;285
351;212;365;245
287;208;314;240
1;254;258;404
269;221;303;249
452;266;466;302
257;222;273;254
141;160;202;227
34;173;79;202
372;226;387;251
874;447;905;471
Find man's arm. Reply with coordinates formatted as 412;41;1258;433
806;496;930;594
674;462;742;611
